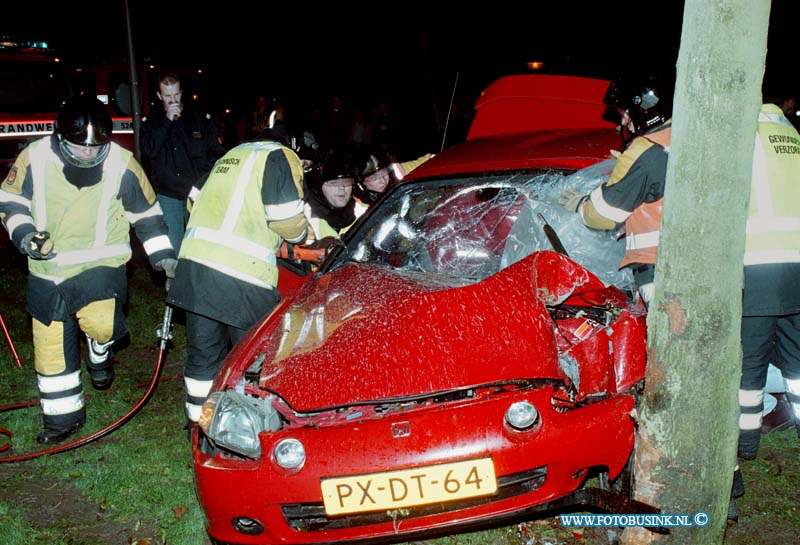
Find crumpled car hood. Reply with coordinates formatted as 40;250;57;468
255;256;561;412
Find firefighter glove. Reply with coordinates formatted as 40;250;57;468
21;231;56;260
156;258;178;278
558;188;586;213
307;236;342;253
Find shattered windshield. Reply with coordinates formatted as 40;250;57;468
334;159;635;291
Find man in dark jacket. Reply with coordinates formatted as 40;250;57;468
141;73;225;252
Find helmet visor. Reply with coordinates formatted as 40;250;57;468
59;137;110;168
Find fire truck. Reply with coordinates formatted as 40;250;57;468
0;39;137;179
0;39;71;178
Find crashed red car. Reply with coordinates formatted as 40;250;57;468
192;75;658;545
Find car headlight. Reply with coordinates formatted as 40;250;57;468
505;401;539;430
198;390;281;458
273;438;306;470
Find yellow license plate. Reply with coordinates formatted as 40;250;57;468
321;457;497;515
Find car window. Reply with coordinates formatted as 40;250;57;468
335;160;635;291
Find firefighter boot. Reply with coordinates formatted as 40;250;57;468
86;335;115;390
37;410;86;444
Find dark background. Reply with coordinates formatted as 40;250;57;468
3;2;798;155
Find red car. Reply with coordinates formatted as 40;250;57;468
193;75;659;545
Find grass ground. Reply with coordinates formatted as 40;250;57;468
1;249;798;545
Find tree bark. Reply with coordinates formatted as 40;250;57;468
621;1;770;544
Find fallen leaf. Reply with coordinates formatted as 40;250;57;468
172;505;188;520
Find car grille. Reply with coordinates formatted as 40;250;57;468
282;466;547;532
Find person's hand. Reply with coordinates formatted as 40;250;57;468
21;231;56;260
558;188;586;213
156;258;178;292
166;102;183;121
156;258;178;278
307;236;342;252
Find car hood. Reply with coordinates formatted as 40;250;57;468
253;255;561;412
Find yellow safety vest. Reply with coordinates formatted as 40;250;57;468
746;104;800;265
27;138;131;284
180;141;284;289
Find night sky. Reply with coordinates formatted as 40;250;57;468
3;2;798;153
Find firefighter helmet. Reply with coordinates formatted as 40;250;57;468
603;77;672;136
55;95;112;168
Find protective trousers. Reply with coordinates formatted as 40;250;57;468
33;298;125;432
738;313;800;458
184;311;249;422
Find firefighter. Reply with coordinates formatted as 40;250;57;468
304;150;370;241
737;98;800;461
167;128;307;425
560;76;672;305
0;96;176;444
357;153;434;205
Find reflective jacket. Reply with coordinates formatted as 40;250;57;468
0;136;174;322
168;140;307;328
583;123;670;269
745;104;800;266
180;141;287;289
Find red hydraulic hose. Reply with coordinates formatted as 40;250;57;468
0;310;22;368
0;305;173;462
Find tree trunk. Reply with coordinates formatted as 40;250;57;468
621;1;770;544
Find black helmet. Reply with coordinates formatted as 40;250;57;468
604;77;672;136
55;95;112;168
320;150;359;184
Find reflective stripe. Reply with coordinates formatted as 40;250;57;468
142;234;173;255
48;244;131;266
41;393;84;415
37;371;82;393
0;191;32;207
786;377;800;395
188;186;200;203
758;111;795;127
626;230;660;250
391;163;405;180
5;214;34;238
186;402;202;422
739;389;764;408
30;140;52;230
743;249;800;266
126;203;163;224
87;335;114;364
738;412;762;431
265;198;304;222
184;376;213;398
187;256;274;288
221;152;259;233
186;226;275;264
589;186;629;223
